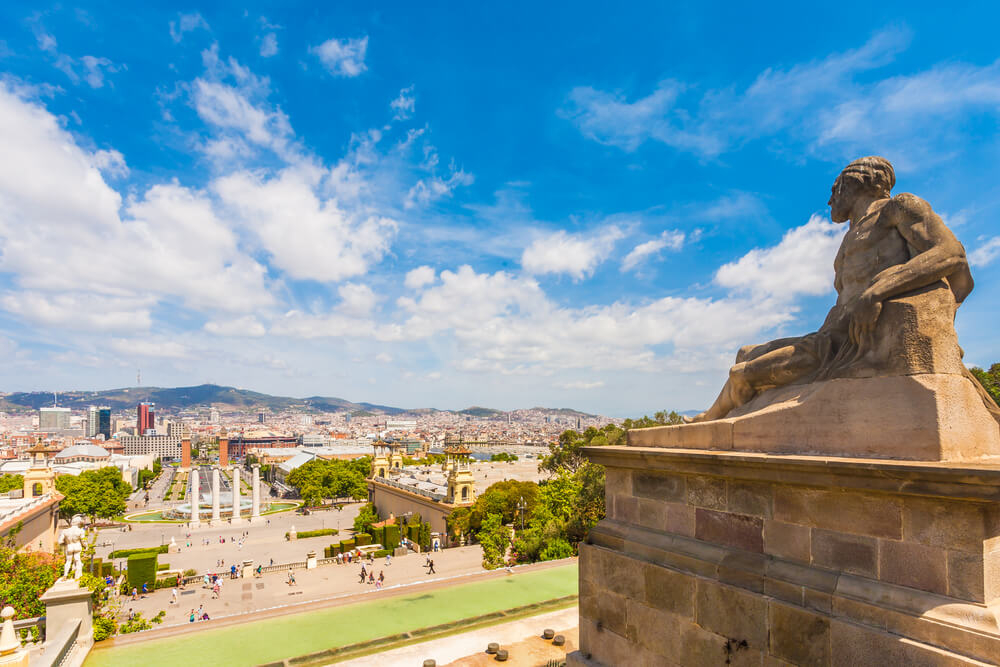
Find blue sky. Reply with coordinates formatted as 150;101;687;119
0;2;998;416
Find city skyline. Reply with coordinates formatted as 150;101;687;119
1;3;999;416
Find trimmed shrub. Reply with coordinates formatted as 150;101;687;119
329;543;341;556
373;549;391;558
183;568;198;577
355;533;372;546
285;528;338;539
110;545;168;559
323;547;332;558
127;552;157;592
339;539;355;552
384;525;400;550
154;575;178;590
407;525;419;543
371;526;385;546
156;563;169;571
100;562;114;578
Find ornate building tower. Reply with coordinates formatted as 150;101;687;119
445;446;475;505
371;441;391;479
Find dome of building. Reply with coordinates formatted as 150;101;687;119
55;444;110;460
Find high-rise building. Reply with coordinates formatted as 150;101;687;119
86;406;99;437
39;407;71;431
137;402;155;435
258;409;266;424
97;407;112;439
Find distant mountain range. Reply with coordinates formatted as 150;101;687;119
0;384;602;418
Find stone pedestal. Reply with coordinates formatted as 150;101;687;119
230;466;242;524
306;551;317;570
38;579;93;644
0;606;28;667
568;445;1000;666
241;559;255;579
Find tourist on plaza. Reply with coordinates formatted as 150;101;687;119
368;570;375;585
256;564;263;577
287;568;296;586
171;586;179;604
212;582;220;599
385;553;391;566
131;587;137;601
196;604;204;619
189;610;195;623
141;582;148;597
427;559;435;574
230;564;237;579
359;566;367;583
378;570;384;585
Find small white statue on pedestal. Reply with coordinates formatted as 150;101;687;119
58;515;85;581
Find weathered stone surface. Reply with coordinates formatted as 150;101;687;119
579;586;627;636
830;619;982;666
632;471;684;502
663;501;696;537
694;579;768;648
686;476;727;510
695;508;764;553
625;599;683;658
946;550;985;602
774;486;902;539
811;528;877;578
764;520;811;562
769;601;831;667
728;480;774;518
903;498;986;553
605;469;632;498
642;562;694;617
879;539;947;594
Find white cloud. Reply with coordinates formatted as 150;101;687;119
1;292;153;332
110;338;192;360
260;33;278;58
522;227;624;280
391;86;415;120
80;56;120;89
338;283;378;317
557;380;605;390
311;36;368;77
404;266;436;289
213;165;397;282
204;316;267;337
269;311;374;339
621;230;686;272
170;13;209;43
715;215;844;299
562;28;1000;165
404;164;474;209
969;237;1000;267
375;352;392;363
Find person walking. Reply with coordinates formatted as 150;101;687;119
368;570;374;585
189;609;195;623
359;566;367;584
287;568;296;586
427;559;435;574
171;586;179;604
385;553;391;566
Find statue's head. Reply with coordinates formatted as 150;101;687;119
71;514;83;527
829;156;895;222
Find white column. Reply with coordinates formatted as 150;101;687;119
230;465;243;524
189;467;200;527
251;464;261;522
211;466;221;525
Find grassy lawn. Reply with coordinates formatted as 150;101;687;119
86;563;578;667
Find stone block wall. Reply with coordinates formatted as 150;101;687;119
569;449;1000;666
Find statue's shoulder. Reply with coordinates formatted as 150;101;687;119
884;193;934;221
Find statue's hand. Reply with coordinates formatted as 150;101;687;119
849;292;882;350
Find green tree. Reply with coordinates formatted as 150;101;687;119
55;467;132;522
446;507;471;543
0;524;63;619
970;363;1000;405
353;503;379;534
468;480;539;533
0;474;23;494
478;512;510;570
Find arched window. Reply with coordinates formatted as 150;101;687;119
461;486;468;500
379;469;385;478
32;482;43;497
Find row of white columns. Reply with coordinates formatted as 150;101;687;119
189;464;261;527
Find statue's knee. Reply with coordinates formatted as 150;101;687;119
736;345;757;363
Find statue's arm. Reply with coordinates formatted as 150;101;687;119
864;194;970;304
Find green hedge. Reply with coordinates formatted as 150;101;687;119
339;539;355;552
110;545;168;559
100;562;114;578
127;552;158;591
329;543;341;555
154;575;178;590
407;525;419;542
384;525;400;550
323;547;332;558
156;563;170;571
355;533;372;546
373;549;391;558
288;528;338;539
370;526;385;546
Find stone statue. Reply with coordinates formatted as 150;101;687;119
58;515;85;581
690;156;999;424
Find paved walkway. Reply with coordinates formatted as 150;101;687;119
339;606;579;667
114;540;486;625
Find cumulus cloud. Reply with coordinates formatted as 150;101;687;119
338;283;378;317
621;230;686;272
204;316;267;337
311;36;368;77
170;13;209;43
715;215;844;299
521;227;624;280
404;265;436;289
557;380;605;390
391;86;415;120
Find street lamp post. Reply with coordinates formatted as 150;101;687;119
517;496;526;532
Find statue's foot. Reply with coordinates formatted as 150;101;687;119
683;412;708;424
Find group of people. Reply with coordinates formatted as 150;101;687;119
358;565;386;589
188;605;210;622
